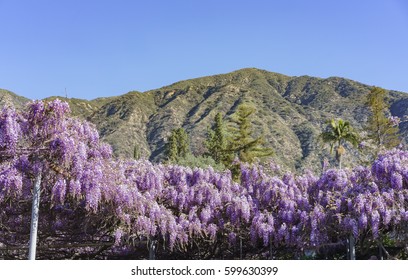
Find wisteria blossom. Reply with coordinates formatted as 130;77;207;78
0;100;407;259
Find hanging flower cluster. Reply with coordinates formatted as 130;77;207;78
0;100;407;259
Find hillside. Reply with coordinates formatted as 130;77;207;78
1;68;407;172
0;88;29;109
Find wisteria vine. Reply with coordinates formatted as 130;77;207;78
0;100;407;259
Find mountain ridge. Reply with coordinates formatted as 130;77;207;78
1;68;407;172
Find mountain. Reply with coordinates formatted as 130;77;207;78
0;88;29;109
1;68;407;172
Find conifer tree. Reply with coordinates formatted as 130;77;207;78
166;129;178;162
365;87;400;154
227;104;273;164
205;113;229;164
165;127;191;163
176;127;190;159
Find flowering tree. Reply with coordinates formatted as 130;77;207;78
1;100;408;260
0;100;116;259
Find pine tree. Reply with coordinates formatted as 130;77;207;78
205;113;229;164
176;128;190;159
166;129;178;162
365;87;400;154
227;104;273;164
165;127;191;163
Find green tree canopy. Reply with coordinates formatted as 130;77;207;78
205;112;229;164
165;127;191;163
365;87;400;155
320;118;359;169
226;104;273;165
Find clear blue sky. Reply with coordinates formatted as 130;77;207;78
1;0;407;100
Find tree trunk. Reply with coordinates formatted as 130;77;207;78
28;172;42;260
240;238;243;260
149;239;157;260
339;155;342;169
347;234;355;260
336;145;345;169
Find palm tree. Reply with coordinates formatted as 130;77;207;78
320;119;360;169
